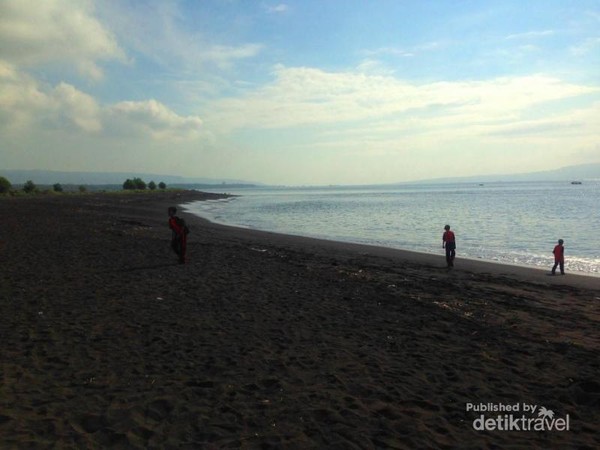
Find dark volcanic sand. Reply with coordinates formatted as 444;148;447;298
0;191;598;449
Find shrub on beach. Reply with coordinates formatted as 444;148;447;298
23;180;37;194
0;176;11;194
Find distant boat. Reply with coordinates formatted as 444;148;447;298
571;181;583;185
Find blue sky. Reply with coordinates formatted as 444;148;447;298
1;0;598;185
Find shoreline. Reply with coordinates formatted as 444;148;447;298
181;198;600;282
181;199;600;290
1;191;599;449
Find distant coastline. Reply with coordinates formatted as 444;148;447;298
2;162;599;187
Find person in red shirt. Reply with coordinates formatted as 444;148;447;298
168;206;188;264
442;224;456;268
551;239;565;275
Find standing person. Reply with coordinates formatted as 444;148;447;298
442;224;456;268
551;239;565;275
168;206;189;264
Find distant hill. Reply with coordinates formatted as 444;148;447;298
546;163;600;180
0;169;259;186
414;163;600;184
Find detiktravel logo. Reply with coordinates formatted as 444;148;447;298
466;402;570;431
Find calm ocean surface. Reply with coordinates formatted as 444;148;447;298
184;182;600;275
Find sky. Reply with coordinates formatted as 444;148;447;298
1;0;599;185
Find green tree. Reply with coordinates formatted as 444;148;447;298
133;177;146;190
124;177;147;190
148;180;157;190
23;180;37;194
158;181;166;189
53;183;63;192
78;185;87;193
0;176;11;194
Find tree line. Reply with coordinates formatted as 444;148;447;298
0;176;168;194
0;177;79;195
122;178;166;190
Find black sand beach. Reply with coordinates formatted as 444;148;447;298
1;191;598;449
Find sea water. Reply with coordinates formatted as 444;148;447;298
184;181;600;275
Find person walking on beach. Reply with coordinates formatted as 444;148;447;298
551;239;565;275
442;225;456;268
168;206;189;264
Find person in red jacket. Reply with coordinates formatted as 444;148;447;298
168;206;188;264
442;224;456;268
551;239;565;275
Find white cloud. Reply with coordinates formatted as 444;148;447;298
505;30;555;40
265;4;289;14
99;2;262;71
0;61;54;129
356;59;396;76
208;66;598;132
53;83;102;132
200;65;599;183
0;64;101;133
0;61;203;140
0;0;125;80
197;44;264;69
108;100;203;141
